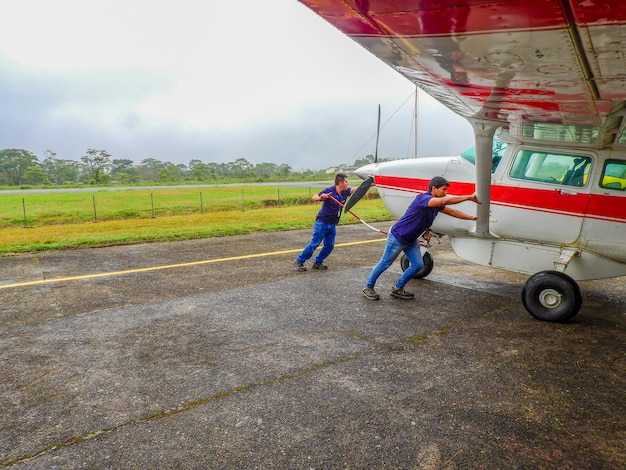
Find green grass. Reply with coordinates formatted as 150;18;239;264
0;186;328;227
0;186;392;254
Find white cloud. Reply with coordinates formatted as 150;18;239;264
0;0;473;168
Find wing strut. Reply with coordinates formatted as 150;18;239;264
470;120;499;238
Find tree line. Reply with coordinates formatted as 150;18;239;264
0;148;377;187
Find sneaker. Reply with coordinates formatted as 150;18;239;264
390;286;414;300
312;263;328;270
294;261;307;272
362;287;380;300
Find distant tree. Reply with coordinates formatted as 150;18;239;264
110;158;135;174
158;162;184;181
42;154;79;185
277;163;292;176
80;149;112;183
353;154;376;168
23;166;50;185
253;162;279;178
189;159;211;181
175;163;188;180
115;169;141;184
110;158;140;183
207;162;228;178
229;157;254;177
0;148;40;186
257;163;290;179
137;157;165;181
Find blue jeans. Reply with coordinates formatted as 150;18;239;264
366;233;423;289
296;220;337;264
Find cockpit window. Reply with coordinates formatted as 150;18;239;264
460;137;507;173
509;150;591;187
600;159;626;190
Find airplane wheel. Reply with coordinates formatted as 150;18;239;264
400;252;433;279
521;271;582;322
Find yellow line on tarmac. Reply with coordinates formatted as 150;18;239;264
0;238;386;290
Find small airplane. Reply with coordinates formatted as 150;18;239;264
299;0;626;322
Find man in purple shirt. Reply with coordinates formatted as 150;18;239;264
294;173;357;271
363;176;480;300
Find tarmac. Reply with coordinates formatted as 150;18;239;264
1;225;624;469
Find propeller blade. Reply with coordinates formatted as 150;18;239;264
344;176;374;213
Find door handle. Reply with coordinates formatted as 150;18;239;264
558;189;578;195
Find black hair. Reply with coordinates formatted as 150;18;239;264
335;173;348;185
428;176;449;191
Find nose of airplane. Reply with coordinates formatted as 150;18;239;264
353;163;378;180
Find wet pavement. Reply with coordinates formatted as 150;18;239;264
1;226;624;469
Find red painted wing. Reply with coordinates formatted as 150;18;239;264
299;0;626;146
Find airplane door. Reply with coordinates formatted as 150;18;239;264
491;147;592;244
581;156;626;264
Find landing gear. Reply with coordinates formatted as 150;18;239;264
521;271;582;322
400;251;434;279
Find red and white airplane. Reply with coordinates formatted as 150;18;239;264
299;0;626;322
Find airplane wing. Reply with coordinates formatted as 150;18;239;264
298;0;626;148
298;0;626;237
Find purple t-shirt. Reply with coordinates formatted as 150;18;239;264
316;185;352;224
390;193;443;245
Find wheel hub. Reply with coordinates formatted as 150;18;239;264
539;288;562;309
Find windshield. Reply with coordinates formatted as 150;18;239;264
460;137;507;172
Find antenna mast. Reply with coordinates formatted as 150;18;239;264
374;104;381;163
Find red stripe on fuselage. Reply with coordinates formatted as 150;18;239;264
374;175;626;222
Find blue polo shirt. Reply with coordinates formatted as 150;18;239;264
391;193;444;245
316;185;352;224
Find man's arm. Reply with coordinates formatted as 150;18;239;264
428;192;479;207
441;206;477;220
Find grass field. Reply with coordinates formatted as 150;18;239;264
0;186;331;227
0;185;393;254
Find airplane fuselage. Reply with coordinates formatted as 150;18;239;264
356;141;626;282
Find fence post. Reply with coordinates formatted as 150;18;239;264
92;195;97;222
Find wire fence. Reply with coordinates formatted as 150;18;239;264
0;186;378;228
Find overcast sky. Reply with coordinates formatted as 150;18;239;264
0;0;474;171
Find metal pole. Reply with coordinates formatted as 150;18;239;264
414;85;419;158
374;105;381;163
471;119;498;237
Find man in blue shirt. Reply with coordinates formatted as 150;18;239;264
294;173;357;271
363;176;480;300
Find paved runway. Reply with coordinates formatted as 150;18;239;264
1;226;624;468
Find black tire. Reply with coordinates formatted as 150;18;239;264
400;251;434;279
521;271;582;322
